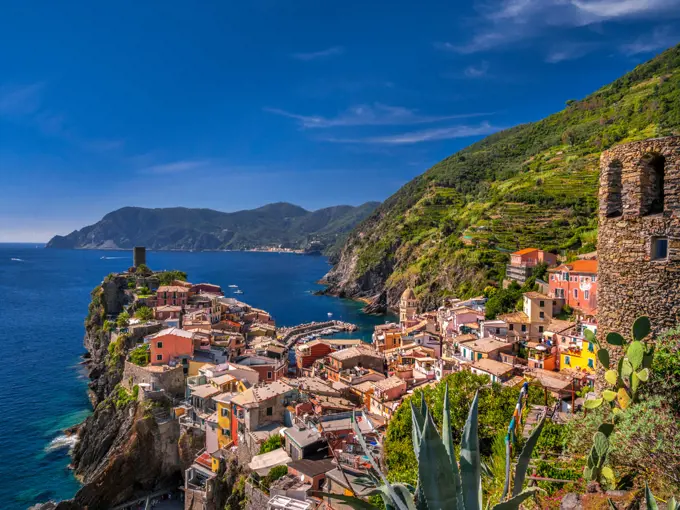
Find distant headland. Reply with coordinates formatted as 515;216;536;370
45;201;380;255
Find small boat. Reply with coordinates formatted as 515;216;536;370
228;284;238;288
234;289;244;295
327;312;333;317
10;258;23;262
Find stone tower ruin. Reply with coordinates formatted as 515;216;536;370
597;136;680;337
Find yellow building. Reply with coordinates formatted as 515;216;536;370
214;393;239;449
560;339;597;373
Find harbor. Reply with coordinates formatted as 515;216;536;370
278;320;359;348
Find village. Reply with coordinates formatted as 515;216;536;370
103;242;607;510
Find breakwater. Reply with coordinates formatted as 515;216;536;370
279;320;358;348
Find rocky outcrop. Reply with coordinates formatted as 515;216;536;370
38;274;183;510
83;276;130;405
69;400;181;508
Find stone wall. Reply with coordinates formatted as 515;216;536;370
598;136;680;337
122;361;185;397
245;480;270;510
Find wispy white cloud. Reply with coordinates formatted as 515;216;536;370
464;61;490;77
545;41;599;63
620;25;678;55
436;0;680;54
0;82;123;152
290;46;344;61
0;83;44;116
265;103;492;129
142;160;211;174
321;122;501;144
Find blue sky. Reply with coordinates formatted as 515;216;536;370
0;0;678;241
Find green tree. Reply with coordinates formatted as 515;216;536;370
135;263;151;276
157;270;188;285
129;345;150;366
135;306;153;321
116;311;130;329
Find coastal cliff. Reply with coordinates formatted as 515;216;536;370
323;45;680;311
39;275;184;509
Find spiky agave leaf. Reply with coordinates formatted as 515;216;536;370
373;483;418;510
442;383;463;507
512;417;546;497
417;409;462;510
645;483;659;510
491;488;542;509
460;391;482;510
351;412;410;510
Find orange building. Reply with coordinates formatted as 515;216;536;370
149;327;196;365
548;260;598;316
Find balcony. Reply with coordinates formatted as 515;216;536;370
506;264;533;284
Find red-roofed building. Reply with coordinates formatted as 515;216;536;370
548;260;598;316
156;285;189;307
506;248;558;284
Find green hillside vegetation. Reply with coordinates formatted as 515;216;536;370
46;201;379;253
331;45;680;310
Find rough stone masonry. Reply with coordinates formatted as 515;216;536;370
598;136;680;338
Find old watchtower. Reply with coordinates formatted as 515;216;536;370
597;136;680;336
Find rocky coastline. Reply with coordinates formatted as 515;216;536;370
35;275;184;510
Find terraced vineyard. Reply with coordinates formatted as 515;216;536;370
325;44;680;310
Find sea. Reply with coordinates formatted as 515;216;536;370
0;243;393;509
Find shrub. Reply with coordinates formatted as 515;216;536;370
134;306;153;321
116;311;130;329
259;434;282;454
129;345;150;366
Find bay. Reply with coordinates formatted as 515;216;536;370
0;243;391;509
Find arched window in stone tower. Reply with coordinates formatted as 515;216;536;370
640;153;665;215
605;159;623;218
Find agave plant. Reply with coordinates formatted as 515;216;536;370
315;384;545;509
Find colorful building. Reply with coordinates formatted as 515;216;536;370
506;248;558;284
148;327;196;365
296;339;333;373
156;285;190;307
559;337;597;374
548;259;598;316
214;392;240;448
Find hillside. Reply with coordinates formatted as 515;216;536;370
324;44;680;312
46;201;380;253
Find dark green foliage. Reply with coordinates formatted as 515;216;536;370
259;434;282;454
112;384;136;409
135;263;151;275
384;371;527;486
334;45;680;305
644;327;680;414
116;311;130;329
129;345;150;366
157;270;188;285
261;465;289;493
134;306;153;321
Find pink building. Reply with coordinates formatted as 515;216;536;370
149;327;196;365
507;248;558;284
156;285;190;307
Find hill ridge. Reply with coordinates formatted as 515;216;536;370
46;201;380;253
324;44;680;311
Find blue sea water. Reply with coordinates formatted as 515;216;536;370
0;244;392;509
